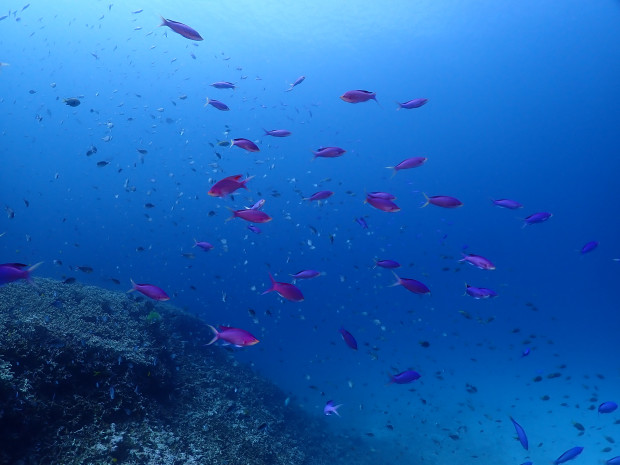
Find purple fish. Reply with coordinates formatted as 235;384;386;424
262;273;304;302
304;190;333;201
521;348;531;357
387;156;427;176
423;194;463;208
388;370;421;384
355;217;369;229
599;401;618;414
323;400;342;416
523;212;552;226
391;272;430;295
375;259;400;269
193;239;214;251
397;98;428;110
0;262;42;285
264;129;291;137
580;240;598;254
510;417;528;450
247;224;262;234
128;279;169;301
290;269;320;280
204;98;230;111
211;81;236;90
312;146;346;159
340;89;377;104
465;284;497;299
286;76;305;92
248;199;265;210
231;138;260;152
460;253;495;270
207;325;259;347
229;208;272;223
492;198;523;209
607;456;620;465
554;446;583;464
366;195;400;213
339;327;358;350
159;17;203;41
367;191;397;200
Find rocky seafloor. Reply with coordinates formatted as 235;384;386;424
0;279;377;465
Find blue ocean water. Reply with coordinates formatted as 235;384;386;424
1;0;620;462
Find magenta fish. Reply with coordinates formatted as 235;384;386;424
387;156;427;176
0;262;42;285
397;98;428;110
340;90;377;104
339;327;358;350
230;138;260;152
228;208;272;223
366;194;400;212
128;279;170;301
208;174;253;197
422;194;463;208
262;273;304;302
492;198;522;209
263;129;291;137
304;191;333;201
159;17;203;41
193;239;214;251
210;81;236;90
207;325;259;347
460;253;495;270
204;98;230;111
367;191;396;200
391;272;430;295
312;146;346;159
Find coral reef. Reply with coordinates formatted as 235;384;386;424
0;279;375;465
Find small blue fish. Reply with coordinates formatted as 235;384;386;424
388;370;420;384
606;456;620;465
580;240;598;254
339;327;357;350
510;416;528;450
554;446;583;464
599;401;618;414
323;400;341;416
521;348;531;357
355;217;369;229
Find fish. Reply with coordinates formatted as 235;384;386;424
248;199;265;210
96;161;110;167
208;174;254;197
340;89;377;104
63;97;81;107
366;194;400;213
386;156;427;176
159;17;203;41
131;9;143;14
422;194;463;208
286;76;305;92
390;272;430;295
554;446;583;464
304;191;333;202
193;240;214;251
606;457;620;465
355;217;369;229
211;81;236;90
75;265;94;273
492;198;523;209
0;262;42;285
510;417;528;450
599;401;618;414
396;98;428;110
465;284;497;299
388;370;421;384
5;205;15;219
230;138;260;152
312;146;346;159
127;279;170;301
247;224;262;234
262;273;304;302
580;240;598;254
339;327;358;350
228;208;272;223
459;253;495;270
374;259;400;269
290;270;320;281
324;400;342;416
207;325;259;347
523;212;552;226
263;129;292;137
204;98;230;111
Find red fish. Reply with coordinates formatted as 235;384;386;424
128;279;170;301
228;208;272;223
207;325;259;347
208;174;253;197
262;273;304;302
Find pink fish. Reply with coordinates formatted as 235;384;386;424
386;157;427;176
228;208;272;223
367;191;397;200
128;279;170;301
230;138;260;152
340;90;377;104
193;239;214;251
422;194;463;208
263;129;291;137
366;194;400;212
208;174;253;197
0;262;42;285
262;273;304;302
207;325;259;347
159;17;203;41
459;253;495;270
312;146;346;159
303;190;333;201
390;272;430;295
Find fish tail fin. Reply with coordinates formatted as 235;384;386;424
192;238;198;248
206;325;219;345
204;98;210;107
421;192;430;208
385;373;395;386
159;16;167;27
26;261;43;287
333;404;342;416
374;96;382;108
241;175;255;190
127;278;137;294
395;101;402;111
385;166;397;178
229;140;234;149
389;271;401;288
261;272;276;294
225;207;236;222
